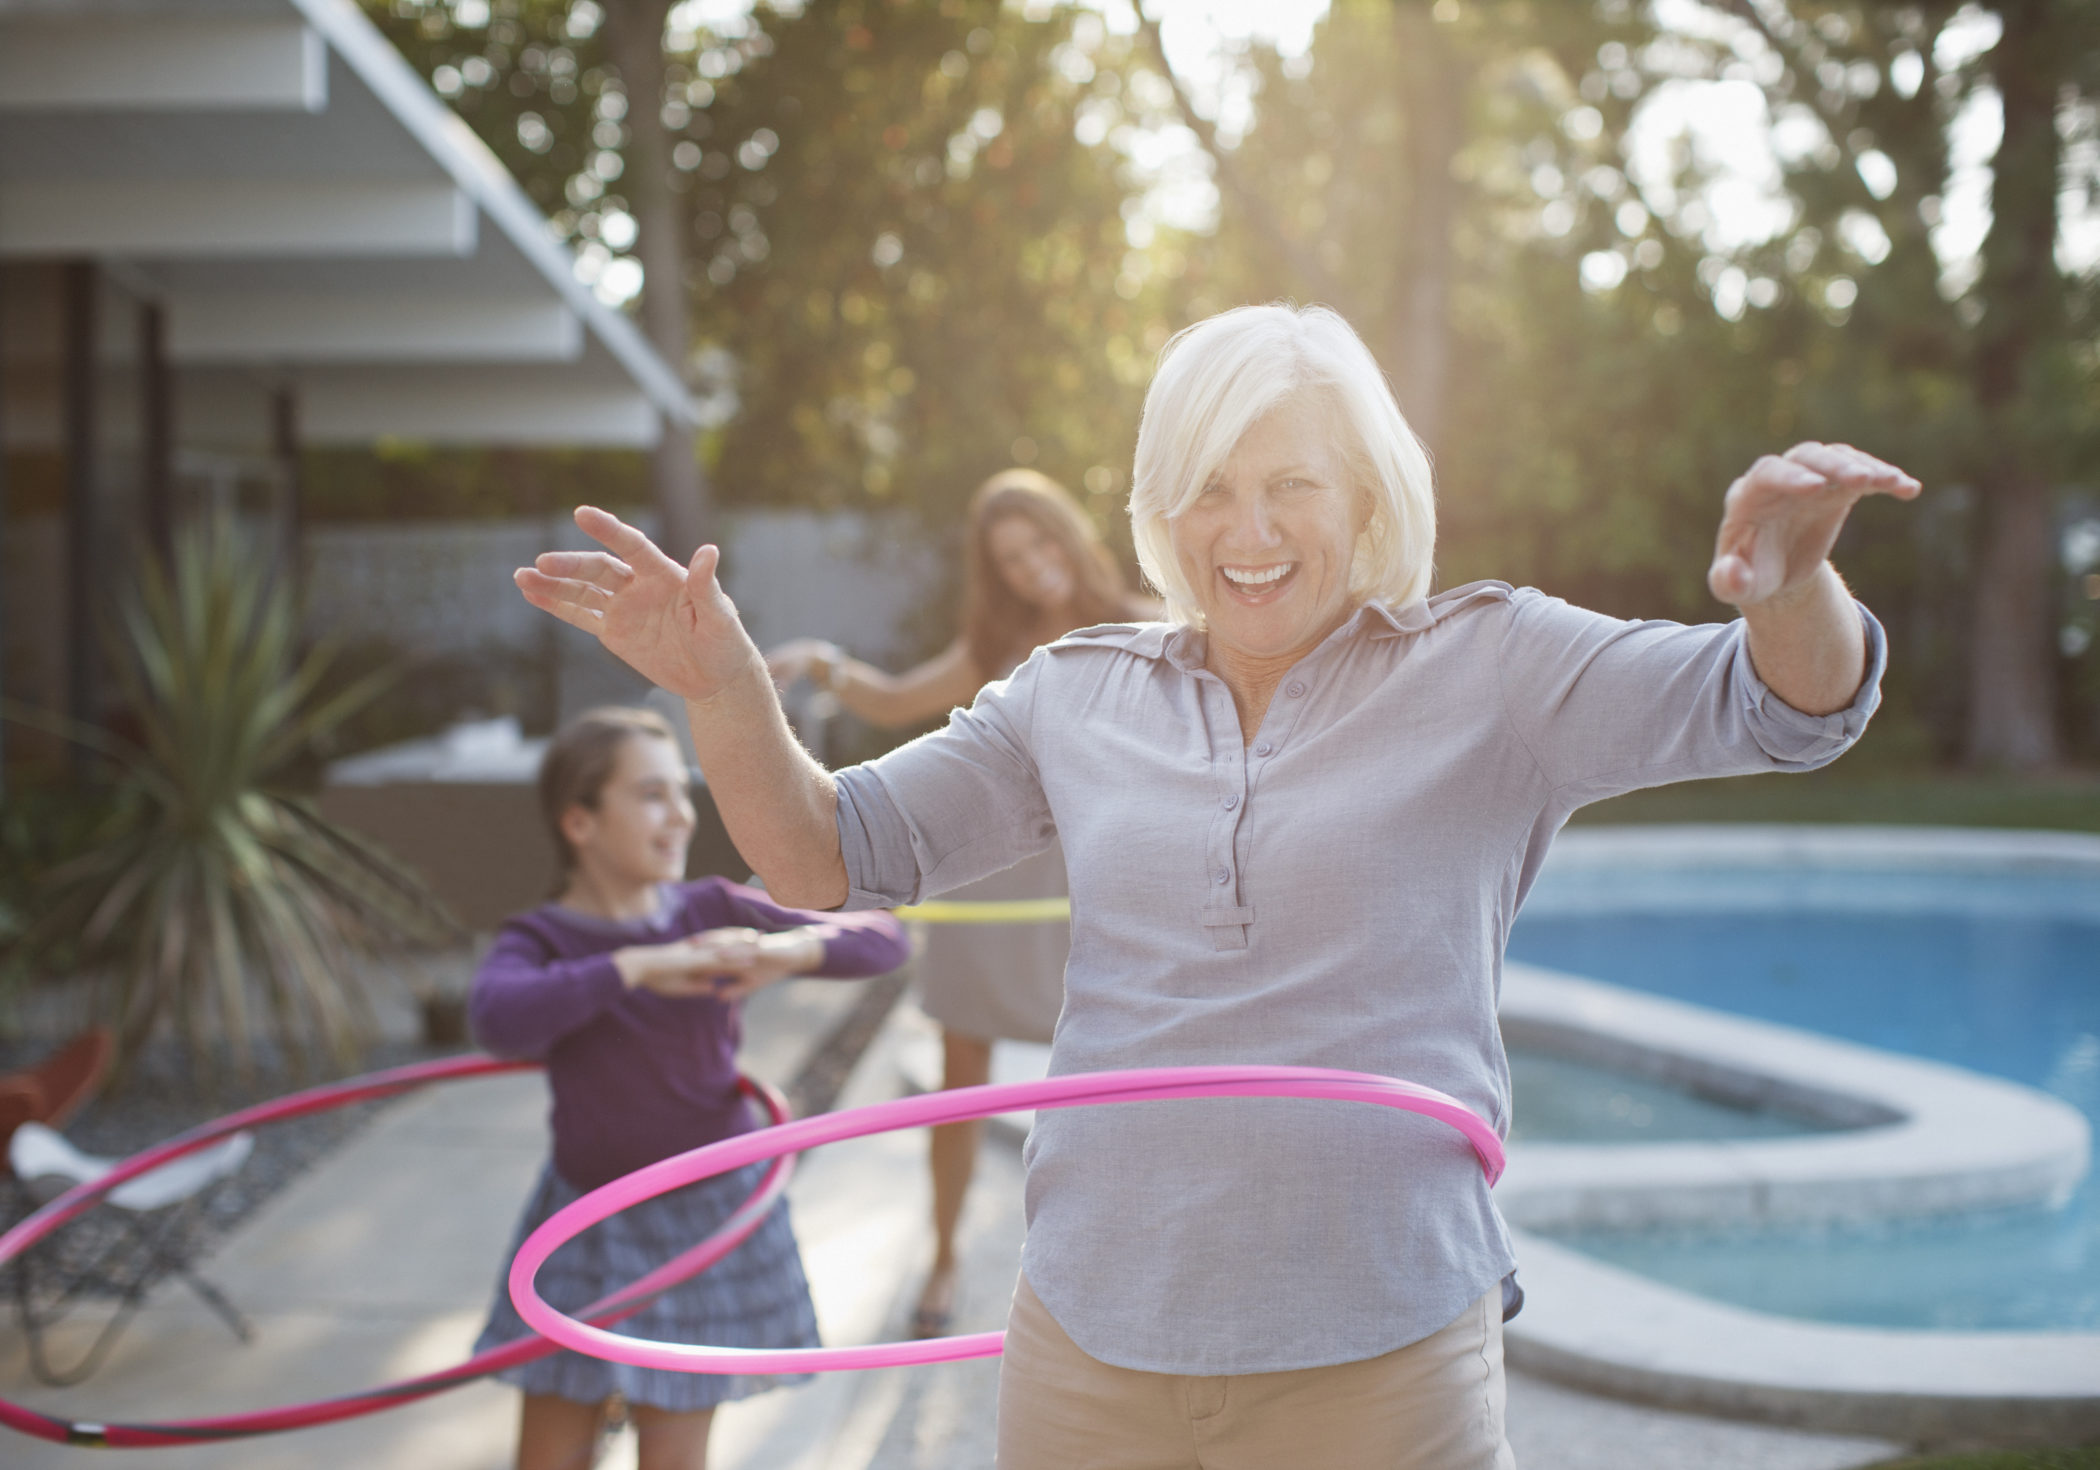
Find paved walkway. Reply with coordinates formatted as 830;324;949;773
0;985;1908;1468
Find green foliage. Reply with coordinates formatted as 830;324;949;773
8;522;462;1080
0;776;116;1001
1194;0;2098;761
366;0;614;236
347;0;2100;762
302;442;649;522
1574;766;2100;832
362;0;1190;550
693;2;1193;538
1688;0;2098;762
1198;2;1757;622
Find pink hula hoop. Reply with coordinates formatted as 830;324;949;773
0;1054;793;1449
511;1064;1503;1375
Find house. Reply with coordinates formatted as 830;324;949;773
0;0;696;764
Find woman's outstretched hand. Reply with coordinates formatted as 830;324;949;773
1708;443;1921;609
515;507;756;702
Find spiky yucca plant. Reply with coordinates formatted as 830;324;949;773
19;519;461;1078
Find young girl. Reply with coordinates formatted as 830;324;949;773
765;469;1156;1338
469;706;908;1470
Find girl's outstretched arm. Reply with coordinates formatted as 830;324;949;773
765;637;983;729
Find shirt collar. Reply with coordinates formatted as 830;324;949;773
1156;600;1406;673
1080;582;1511;671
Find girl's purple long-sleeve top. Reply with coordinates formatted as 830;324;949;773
470;877;909;1192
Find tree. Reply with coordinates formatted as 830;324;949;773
1143;0;1770;617
366;0;1187;577
1708;0;2099;767
690;1;1197;552
1160;0;2097;763
601;0;712;557
365;0;715;555
1140;2;1651;457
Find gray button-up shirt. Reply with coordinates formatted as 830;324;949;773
835;581;1886;1374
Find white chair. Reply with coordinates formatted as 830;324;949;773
7;1122;255;1384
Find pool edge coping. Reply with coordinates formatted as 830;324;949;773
1506;1228;2100;1440
1499;964;2090;1229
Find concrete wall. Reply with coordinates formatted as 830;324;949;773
297;508;941;666
2;506;947;733
315;779;750;933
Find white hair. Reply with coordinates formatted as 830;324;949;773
1127;303;1437;627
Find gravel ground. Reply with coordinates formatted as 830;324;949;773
0;967;908;1311
0;1037;467;1307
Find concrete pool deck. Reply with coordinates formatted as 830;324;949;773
1507;1230;2100;1445
0;984;1908;1469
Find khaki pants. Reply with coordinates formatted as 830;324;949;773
996;1274;1516;1470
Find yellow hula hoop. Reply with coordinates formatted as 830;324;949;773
893;898;1072;924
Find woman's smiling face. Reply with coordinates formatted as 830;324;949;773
1168;396;1364;669
986;512;1078;613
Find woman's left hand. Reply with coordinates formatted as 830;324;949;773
684;926;825;1001
1708;443;1921;608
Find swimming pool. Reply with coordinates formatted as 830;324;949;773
1505;1047;1840;1145
1507;834;2100;1331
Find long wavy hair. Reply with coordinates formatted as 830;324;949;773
959;469;1133;678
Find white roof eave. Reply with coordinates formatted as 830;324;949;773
288;0;697;428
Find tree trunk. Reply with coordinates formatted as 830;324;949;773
1388;2;1464;457
1966;464;2056;765
602;0;711;561
1962;0;2066;767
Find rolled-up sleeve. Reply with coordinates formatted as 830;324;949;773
1497;587;1886;804
834;653;1058;909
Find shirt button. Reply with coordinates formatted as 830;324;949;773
1214;868;1231;885
1286;681;1307;698
1253;741;1273;757
1222;793;1239;810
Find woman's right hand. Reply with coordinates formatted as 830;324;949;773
764;638;843;691
515;506;757;702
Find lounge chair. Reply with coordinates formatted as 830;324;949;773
1;1031;255;1385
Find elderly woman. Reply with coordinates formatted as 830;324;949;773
515;304;1915;1469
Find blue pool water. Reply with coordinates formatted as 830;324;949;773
1506;867;2100;1331
1506;1048;1838;1145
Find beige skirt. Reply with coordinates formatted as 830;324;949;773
913;842;1069;1045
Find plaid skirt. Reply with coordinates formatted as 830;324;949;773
475;1158;820;1412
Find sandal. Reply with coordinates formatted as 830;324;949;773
911;1264;959;1338
910;1304;955;1339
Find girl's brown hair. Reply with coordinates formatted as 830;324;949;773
959;469;1133;678
537;706;681;884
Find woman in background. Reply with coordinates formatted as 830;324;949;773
766;469;1155;1337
